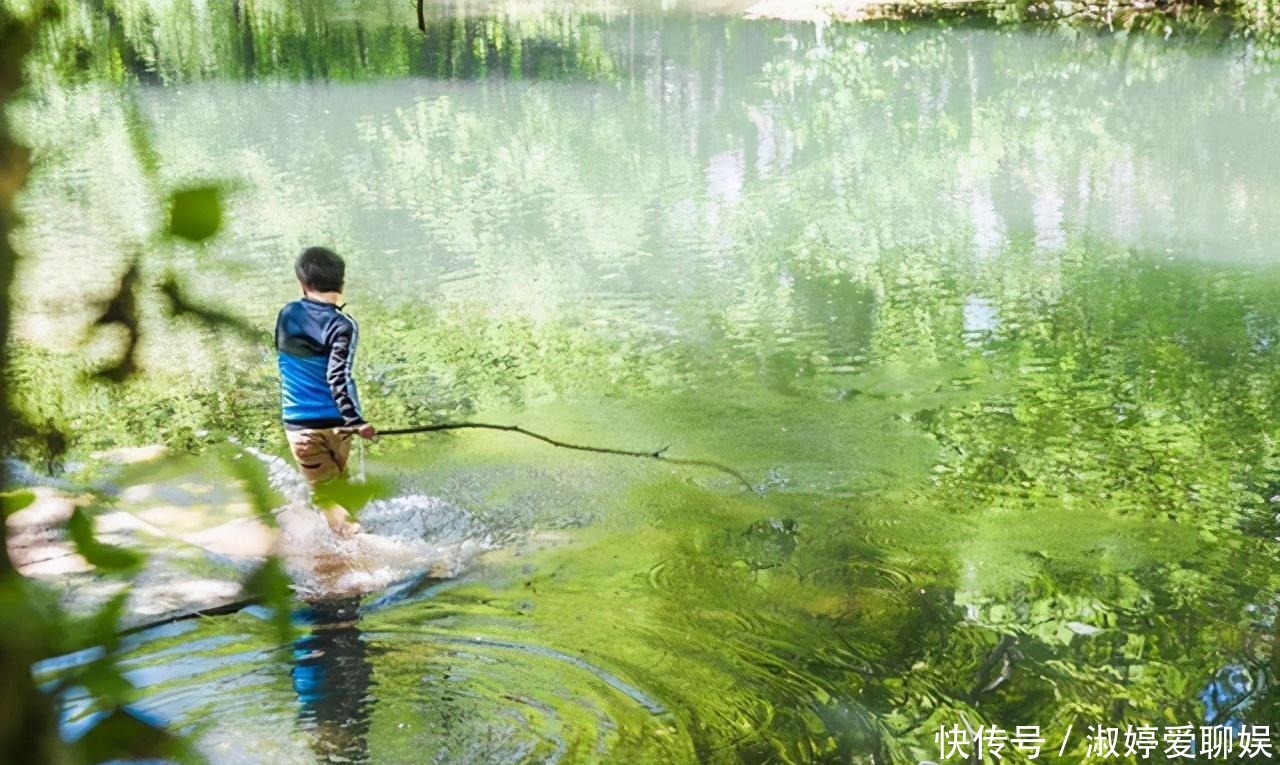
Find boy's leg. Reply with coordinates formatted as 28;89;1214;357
318;430;359;534
286;429;360;535
286;429;343;483
325;429;354;474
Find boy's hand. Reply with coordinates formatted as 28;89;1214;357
356;423;378;441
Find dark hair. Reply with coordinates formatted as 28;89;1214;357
295;246;345;292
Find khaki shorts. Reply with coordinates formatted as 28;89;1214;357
285;428;353;484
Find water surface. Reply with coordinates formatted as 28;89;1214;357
14;1;1280;761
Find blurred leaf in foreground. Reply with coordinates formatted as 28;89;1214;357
312;474;394;516
75;590;129;653
67;508;143;573
1;490;35;517
73;707;199;764
217;446;284;526
167;185;223;242
244;556;296;643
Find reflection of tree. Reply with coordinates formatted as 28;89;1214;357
923;247;1280;728
292;597;374;763
34;0;640;83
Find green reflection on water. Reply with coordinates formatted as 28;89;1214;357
14;0;1280;761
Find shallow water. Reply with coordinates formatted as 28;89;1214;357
12;0;1280;761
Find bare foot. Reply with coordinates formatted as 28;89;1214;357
322;506;360;539
328;519;361;539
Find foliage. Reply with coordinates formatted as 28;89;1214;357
242;556;296;643
0;5;294;765
166;184;223;242
67;507;143;572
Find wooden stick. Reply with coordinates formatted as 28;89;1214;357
366;421;757;492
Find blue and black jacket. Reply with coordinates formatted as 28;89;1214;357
275;297;365;429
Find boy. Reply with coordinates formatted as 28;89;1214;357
275;246;377;534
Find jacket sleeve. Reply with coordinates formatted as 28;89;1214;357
325;318;365;426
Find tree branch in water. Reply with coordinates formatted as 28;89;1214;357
373;421;757;492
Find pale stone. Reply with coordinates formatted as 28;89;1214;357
6;487;77;530
90;444;167;465
182;518;278;559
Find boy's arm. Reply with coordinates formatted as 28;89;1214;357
324;319;366;427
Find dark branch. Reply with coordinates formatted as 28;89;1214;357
373;421;757;492
158;273;264;342
91;259;141;382
968;633;1018;704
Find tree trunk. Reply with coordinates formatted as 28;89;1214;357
416;0;426;32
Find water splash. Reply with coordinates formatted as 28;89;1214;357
242;446;496;599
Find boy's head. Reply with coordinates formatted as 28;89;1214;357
295;246;345;293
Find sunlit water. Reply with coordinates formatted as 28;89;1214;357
13;0;1280;761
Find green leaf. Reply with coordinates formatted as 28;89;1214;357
74;708;191;764
244;556;296;643
76;657;135;706
82;591;130;651
312;475;394;516
167;185;223;242
67;508;144;573
1;490;35;517
218;447;283;526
